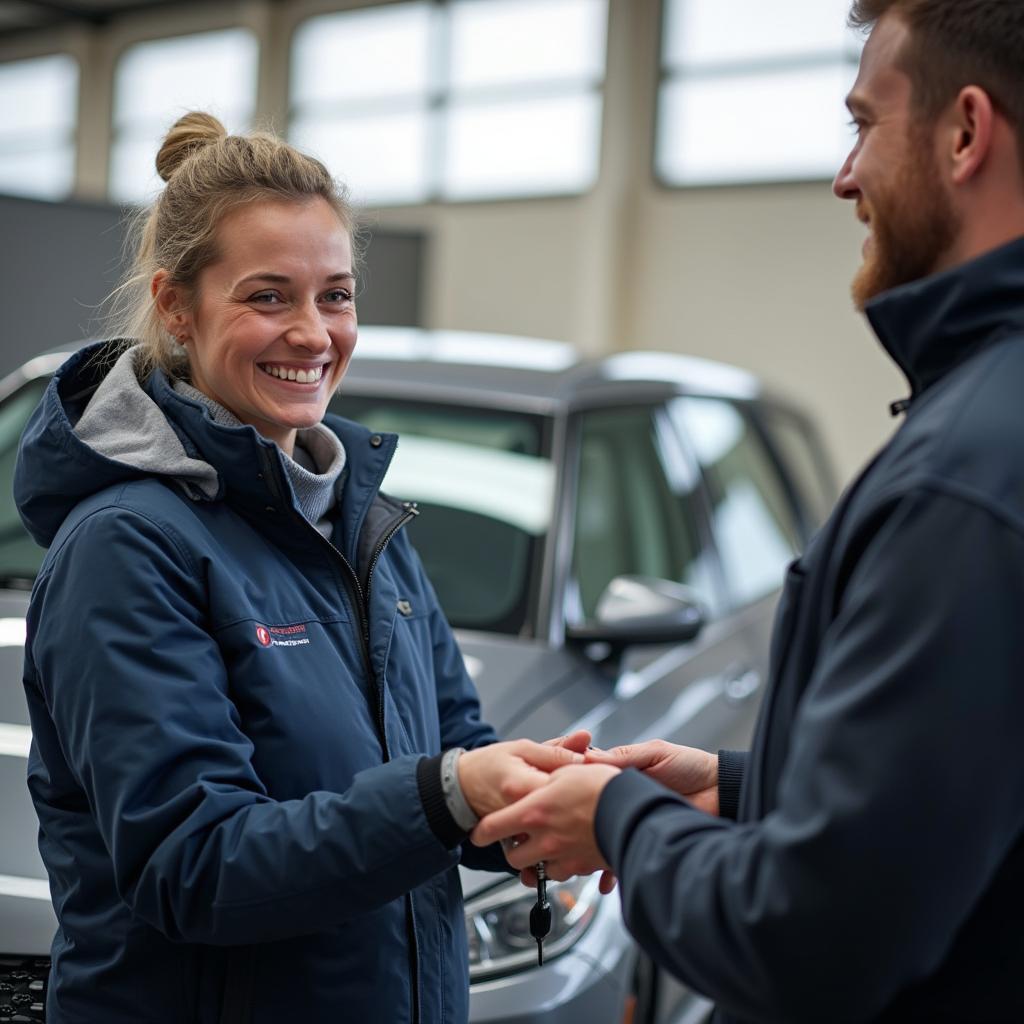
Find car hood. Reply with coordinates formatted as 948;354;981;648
452;630;597;737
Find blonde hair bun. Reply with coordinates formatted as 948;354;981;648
155;111;228;182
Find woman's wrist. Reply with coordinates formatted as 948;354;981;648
440;747;480;832
416;752;469;848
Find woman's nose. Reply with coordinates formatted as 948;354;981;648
284;302;332;351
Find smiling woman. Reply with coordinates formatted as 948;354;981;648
152;197;358;454
12;112;579;1024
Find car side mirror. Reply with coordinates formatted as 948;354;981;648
565;575;706;653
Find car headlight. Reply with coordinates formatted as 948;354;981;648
466;872;602;981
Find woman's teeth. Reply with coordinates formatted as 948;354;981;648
260;364;324;383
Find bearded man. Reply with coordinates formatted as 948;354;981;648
473;2;1024;1021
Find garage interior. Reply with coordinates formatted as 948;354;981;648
0;0;905;482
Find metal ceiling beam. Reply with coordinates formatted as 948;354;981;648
11;1;109;26
2;0;232;35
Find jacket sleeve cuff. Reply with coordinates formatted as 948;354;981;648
595;769;688;870
717;749;748;821
416;753;469;849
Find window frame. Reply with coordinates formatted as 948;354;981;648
286;0;609;207
653;0;863;191
561;400;728;630
0;52;80;202
669;394;805;612
107;26;260;204
747;401;838;538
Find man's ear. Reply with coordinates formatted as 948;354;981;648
948;85;995;186
151;270;192;341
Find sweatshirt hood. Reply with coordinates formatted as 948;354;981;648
15;341;221;548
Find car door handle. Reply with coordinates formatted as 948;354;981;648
724;668;761;703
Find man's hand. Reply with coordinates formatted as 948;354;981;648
543;729;592;754
586;740;719;816
458;740;585;818
471;763;621;881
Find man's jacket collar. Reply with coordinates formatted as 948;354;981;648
866;234;1024;400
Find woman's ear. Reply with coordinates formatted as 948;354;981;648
151;270;192;342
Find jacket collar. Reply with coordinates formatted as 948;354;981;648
149;369;398;562
866;234;1024;401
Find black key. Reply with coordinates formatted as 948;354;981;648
528;861;551;966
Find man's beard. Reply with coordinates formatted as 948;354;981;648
851;135;961;309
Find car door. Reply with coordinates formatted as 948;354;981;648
667;395;810;750
560;401;761;788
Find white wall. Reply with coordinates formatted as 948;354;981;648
0;0;907;482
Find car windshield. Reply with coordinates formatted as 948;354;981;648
0;378;555;635
332;394;554;636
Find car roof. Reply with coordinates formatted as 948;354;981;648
13;326;764;416
338;327;762;414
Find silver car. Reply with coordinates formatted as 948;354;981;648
0;328;835;1024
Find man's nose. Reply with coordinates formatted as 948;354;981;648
833;148;859;200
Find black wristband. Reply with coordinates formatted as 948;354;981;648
417;753;469;849
717;749;747;821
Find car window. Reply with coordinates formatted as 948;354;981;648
756;406;836;531
670;396;801;608
567;405;717;624
0;378;49;588
331;395;553;636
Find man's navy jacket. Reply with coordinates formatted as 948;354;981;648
14;346;501;1023
595;237;1024;1022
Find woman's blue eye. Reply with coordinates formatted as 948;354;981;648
323;289;353;303
250;292;280;304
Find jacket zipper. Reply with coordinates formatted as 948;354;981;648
364;502;419;749
260;451;422;1020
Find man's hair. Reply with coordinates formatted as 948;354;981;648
849;1;1024;162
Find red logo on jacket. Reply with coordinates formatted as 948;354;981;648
254;622;309;649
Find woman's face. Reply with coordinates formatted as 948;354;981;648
166;196;357;455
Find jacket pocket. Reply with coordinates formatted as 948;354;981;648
219;946;256;1024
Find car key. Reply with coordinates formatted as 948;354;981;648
529;861;551;966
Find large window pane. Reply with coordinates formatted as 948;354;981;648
0;54;78;200
665;0;857;68
290;110;431;206
0;146;76;200
450;0;606;89
110;29;258;203
658;0;859;187
657;64;856;185
445;92;600;199
288;0;608;205
291;3;435;106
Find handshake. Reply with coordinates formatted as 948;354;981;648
457;732;719;889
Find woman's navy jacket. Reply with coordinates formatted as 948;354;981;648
14;344;501;1023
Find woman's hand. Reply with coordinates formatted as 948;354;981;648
458;739;585;818
586;740;720;815
471;763;621;882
